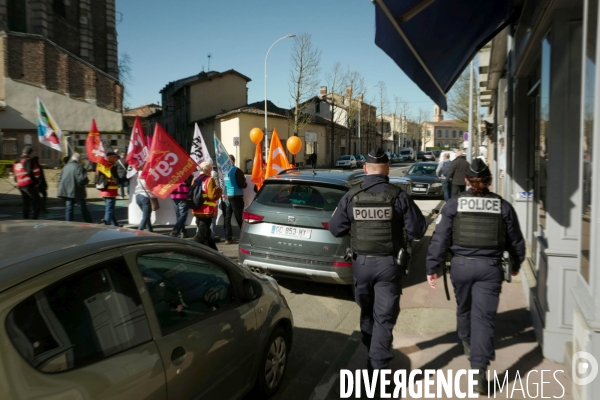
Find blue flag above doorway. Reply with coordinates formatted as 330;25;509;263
373;0;512;110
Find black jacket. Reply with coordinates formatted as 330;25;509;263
446;156;470;184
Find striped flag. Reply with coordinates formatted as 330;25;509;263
36;97;63;151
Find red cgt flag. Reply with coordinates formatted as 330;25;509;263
125;116;148;178
85;119;112;177
141;124;197;199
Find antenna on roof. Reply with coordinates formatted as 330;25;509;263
207;53;212;71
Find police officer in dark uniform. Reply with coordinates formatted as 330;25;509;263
425;158;525;394
329;148;427;371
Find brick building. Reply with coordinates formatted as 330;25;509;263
0;0;122;167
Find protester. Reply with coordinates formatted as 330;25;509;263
31;156;49;213
57;153;92;222
191;161;222;250
12;146;41;219
169;175;191;238
223;154;247;244
95;151;120;226
133;168;155;232
116;150;129;199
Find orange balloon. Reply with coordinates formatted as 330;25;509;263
287;135;302;155
250;128;264;145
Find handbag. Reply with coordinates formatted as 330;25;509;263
140;180;160;211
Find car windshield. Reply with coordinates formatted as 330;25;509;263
255;183;346;211
407;164;437;175
401;150;410;155
339;156;350;160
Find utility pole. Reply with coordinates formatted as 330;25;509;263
467;60;474;163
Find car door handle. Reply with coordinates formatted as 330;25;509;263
171;346;186;364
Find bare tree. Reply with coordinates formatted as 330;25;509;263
411;108;430;151
446;68;477;129
322;62;346;166
375;81;389;148
344;69;364;156
118;52;134;109
289;33;321;138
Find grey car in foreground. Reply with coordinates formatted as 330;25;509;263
0;221;293;399
239;170;365;286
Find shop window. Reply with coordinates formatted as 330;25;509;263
581;0;597;283
6;258;152;373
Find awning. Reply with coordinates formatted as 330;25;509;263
373;0;512;110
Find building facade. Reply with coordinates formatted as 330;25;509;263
0;0;122;166
477;0;600;398
421;106;466;151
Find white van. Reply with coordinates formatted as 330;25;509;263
399;148;415;162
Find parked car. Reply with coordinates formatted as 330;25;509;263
400;148;415;162
401;162;444;198
356;154;366;167
239;170;365;286
335;155;357;169
389;176;412;194
423;151;436;161
416;151;425;160
0;221;293;399
389;153;399;163
431;150;441;160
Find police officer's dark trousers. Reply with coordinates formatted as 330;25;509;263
450;256;503;368
353;254;402;369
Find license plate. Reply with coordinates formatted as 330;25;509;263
271;225;312;239
412;187;426;192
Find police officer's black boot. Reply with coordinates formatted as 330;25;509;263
472;367;489;395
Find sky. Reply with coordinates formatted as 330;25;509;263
115;0;437;120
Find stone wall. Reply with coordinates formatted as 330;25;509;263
5;31;122;112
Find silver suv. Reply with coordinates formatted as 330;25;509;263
239;170;365;286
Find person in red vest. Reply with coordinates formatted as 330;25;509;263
191;161;222;250
13;146;42;219
95;151;120;226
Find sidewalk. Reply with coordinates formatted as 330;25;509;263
315;224;572;399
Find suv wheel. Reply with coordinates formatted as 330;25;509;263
256;326;289;397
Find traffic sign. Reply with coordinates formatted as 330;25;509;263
233;137;240;146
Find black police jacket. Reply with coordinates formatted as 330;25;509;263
425;189;526;275
328;174;428;256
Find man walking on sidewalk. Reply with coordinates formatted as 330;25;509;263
58;153;92;222
12;146;41;220
436;152;452;201
223;154;247;244
446;150;470;197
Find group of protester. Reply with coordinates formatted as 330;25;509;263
14;145;247;247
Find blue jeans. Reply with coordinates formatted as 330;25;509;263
65;198;92;222
136;194;153;232
172;199;189;234
104;197;118;226
441;179;451;201
119;177;129;197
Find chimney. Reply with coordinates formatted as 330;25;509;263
358;93;364;102
346;85;353;98
320;86;327;97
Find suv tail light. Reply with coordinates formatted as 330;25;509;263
243;211;264;224
333;261;352;267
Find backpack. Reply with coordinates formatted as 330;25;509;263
440;160;451;177
186;177;205;209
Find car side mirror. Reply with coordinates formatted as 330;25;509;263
242;279;263;302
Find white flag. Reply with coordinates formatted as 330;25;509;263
125;116;149;178
190;124;213;166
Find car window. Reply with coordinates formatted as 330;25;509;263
339;155;350;160
408;164;437;175
6;258;152;373
138;251;234;334
401;150;410;155
255;182;345;211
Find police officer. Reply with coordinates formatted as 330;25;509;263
329;148;427;371
425;158;525;394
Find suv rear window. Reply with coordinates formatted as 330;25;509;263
255;183;346;211
401;150;410;154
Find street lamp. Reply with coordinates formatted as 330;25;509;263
358;84;377;155
264;33;295;157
